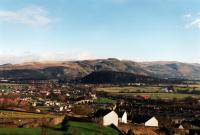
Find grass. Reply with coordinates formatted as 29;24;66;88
96;86;160;93
0;128;42;135
94;97;115;104
66;121;120;135
138;93;197;99
0;128;64;135
0;121;120;135
0;110;56;119
112;92;200;100
96;86;200;100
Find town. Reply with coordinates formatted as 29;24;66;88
0;79;200;135
1;0;200;134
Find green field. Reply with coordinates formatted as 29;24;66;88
0;121;120;135
66;121;120;135
0;110;56;119
0;128;44;135
112;92;200;100
96;86;160;93
94;97;115;104
96;86;200;100
143;93;198;99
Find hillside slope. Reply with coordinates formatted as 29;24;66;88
0;59;199;80
81;71;165;84
141;61;200;79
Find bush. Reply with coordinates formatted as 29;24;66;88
61;116;69;131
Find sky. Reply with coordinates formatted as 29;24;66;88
0;0;200;64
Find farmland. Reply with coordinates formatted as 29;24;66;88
94;97;115;104
0;110;120;135
96;86;200;100
112;92;199;100
96;86;160;93
0;110;56;119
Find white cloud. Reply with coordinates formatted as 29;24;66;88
0;51;95;65
190;18;200;29
183;14;191;18
0;6;54;26
183;12;200;29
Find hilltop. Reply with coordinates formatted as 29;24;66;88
0;58;200;81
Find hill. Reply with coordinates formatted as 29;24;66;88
140;61;200;80
0;58;199;81
81;71;165;84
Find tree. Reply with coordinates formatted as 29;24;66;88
40;118;48;135
61;116;69;131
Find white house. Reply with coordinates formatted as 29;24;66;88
32;102;37;107
94;109;119;127
119;111;127;124
133;115;159;127
59;106;64;112
178;125;184;130
145;117;158;127
103;111;118;127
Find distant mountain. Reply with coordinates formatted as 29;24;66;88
0;59;199;81
140;61;200;80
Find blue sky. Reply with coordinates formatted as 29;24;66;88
0;0;200;64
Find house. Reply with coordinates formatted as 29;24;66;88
118;111;127;124
59;106;64;112
90;94;97;99
175;124;184;130
161;86;174;93
145;117;158;127
179;125;184;130
132;115;158;127
94;109;118;127
172;118;185;124
32;102;37;107
103;111;118;127
36;109;41;113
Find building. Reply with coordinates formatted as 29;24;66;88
94;109;118;127
132;115;158;127
175;124;184;130
161;86;174;93
103;111;118;127
145;117;158;127
118;111;127;124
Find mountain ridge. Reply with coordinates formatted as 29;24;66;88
0;58;200;80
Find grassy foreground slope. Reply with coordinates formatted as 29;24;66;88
66;121;120;135
0;121;120;135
